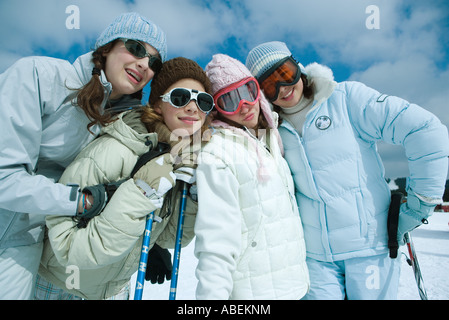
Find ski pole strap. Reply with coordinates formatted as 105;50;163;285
131;142;171;178
387;191;404;258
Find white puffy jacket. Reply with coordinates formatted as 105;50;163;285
194;117;309;300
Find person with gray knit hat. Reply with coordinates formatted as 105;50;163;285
193;54;309;299
95;12;167;62
246;41;449;300
82;12;167;129
0;12;166;299
36;56;209;300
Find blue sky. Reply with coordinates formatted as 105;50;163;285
1;0;448;179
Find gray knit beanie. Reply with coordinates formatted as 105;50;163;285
95;12;167;62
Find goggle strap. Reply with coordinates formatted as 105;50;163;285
215;77;257;98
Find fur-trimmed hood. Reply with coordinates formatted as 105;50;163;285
305;62;335;82
304;63;337;109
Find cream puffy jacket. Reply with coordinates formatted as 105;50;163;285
39;110;197;299
194;116;309;300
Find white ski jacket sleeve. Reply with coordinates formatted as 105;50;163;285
344;81;449;200
0;57;80;218
194;151;241;300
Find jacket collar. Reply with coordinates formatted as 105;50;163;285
72;51;113;97
101;110;157;156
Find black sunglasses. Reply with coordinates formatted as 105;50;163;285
121;38;162;73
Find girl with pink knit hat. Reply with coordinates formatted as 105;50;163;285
193;54;309;299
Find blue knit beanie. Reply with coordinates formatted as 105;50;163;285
95;12;167;62
245;41;306;80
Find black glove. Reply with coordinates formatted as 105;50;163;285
145;244;172;284
75;179;126;228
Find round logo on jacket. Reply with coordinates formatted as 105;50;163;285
315;116;332;130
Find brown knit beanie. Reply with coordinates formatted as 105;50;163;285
148;57;212;106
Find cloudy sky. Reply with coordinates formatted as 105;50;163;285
1;0;448;179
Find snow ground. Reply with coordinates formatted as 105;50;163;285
397;211;449;300
130;212;449;300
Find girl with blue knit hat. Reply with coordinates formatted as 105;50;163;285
246;41;449;299
0;12;166;299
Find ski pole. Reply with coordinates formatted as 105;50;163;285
404;232;428;300
389;192;428;299
169;181;188;300
134;211;155;300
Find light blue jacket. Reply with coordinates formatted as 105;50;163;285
0;52;141;249
279;64;449;262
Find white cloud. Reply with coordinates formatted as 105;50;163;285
131;0;226;59
349;54;449;125
0;0;447;178
230;0;449;177
3;1;444;68
0;0;235;68
0;0;133;70
237;0;448;67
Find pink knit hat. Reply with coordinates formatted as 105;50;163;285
205;54;278;132
205;54;284;182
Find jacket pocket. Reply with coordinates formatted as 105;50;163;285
233;215;264;280
356;191;368;237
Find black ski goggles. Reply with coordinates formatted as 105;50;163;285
160;88;215;114
121;38;162;73
257;56;301;102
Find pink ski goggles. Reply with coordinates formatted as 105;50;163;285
213;77;260;115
